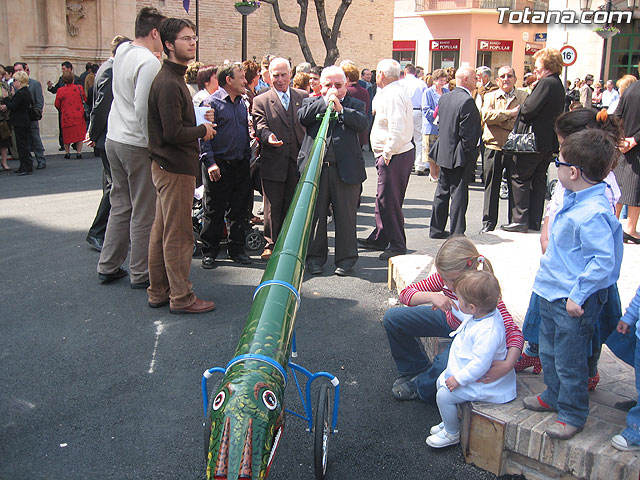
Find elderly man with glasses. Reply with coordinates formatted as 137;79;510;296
480;66;529;233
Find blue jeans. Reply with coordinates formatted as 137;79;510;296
383;305;452;402
538;289;607;428
622;338;640;445
524;285;624;374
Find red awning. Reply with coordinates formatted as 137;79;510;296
393;40;417;52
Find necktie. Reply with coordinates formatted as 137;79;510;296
282;92;289;110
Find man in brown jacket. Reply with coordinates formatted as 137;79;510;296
146;18;216;314
480;65;528;233
252;57;308;260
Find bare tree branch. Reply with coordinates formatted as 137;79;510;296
262;0;316;65
313;0;352;65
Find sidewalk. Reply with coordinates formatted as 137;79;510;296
389;229;640;480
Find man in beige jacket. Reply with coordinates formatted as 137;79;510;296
480;66;529;233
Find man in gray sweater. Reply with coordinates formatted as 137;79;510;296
97;7;166;288
146;18;216;314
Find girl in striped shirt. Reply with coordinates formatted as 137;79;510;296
384;236;523;402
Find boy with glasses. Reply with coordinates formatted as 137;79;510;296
523;129;623;439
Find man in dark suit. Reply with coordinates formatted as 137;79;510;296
84;35;131;252
429;66;482;238
297;66;368;276
252;57;308;260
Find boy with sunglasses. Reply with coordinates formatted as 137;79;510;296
523;129;623;439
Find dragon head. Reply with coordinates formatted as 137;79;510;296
206;369;285;480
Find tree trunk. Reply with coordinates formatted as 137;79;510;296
263;0;353;67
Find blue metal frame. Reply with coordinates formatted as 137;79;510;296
201;363;340;435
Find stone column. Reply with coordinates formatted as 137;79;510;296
47;0;68;47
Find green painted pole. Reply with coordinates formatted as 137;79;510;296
205;102;336;480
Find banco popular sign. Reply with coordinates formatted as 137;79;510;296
430;39;461;51
477;39;513;52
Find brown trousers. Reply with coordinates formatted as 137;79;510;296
147;162;196;309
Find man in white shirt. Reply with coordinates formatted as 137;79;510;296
97;7;166;287
601;80;619;109
358;59;414;260
399;64;427;174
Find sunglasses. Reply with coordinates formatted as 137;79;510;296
554;158;583;170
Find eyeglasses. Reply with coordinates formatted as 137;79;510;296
178;35;198;42
555;158;582;170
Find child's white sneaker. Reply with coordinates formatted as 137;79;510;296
430;422;445;435
426;428;460;448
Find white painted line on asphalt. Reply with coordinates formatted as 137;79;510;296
148;320;165;374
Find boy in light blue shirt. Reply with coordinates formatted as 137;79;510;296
523;129;623;440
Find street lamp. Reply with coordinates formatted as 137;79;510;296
579;0;636;82
235;1;260;62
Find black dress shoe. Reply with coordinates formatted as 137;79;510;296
36;164;46;170
202;256;217;269
131;280;150;289
379;249;405;260
500;222;528;233
86;236;103;252
17;171;32;176
98;266;128;283
64;153;70;159
229;252;252;264
429;231;450;239
307;263;323;275
479;225;494;234
334;266;351;276
58;146;65;151
357;238;387;251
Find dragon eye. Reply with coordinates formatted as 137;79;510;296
262;390;277;410
213;391;226;410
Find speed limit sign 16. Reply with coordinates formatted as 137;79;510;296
560;45;577;67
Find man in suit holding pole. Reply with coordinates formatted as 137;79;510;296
297;65;368;276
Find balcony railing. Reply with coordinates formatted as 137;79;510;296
415;0;548;11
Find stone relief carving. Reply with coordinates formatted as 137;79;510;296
66;0;87;37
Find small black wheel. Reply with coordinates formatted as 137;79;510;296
314;383;331;480
499;179;509;200
246;231;265;251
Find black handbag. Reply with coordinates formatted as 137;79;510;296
502;111;537;155
28;97;42;121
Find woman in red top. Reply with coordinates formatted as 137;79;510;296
384;237;523;402
54;71;86;159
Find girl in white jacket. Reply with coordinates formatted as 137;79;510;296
427;270;517;448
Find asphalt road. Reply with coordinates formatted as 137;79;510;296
0;150;505;480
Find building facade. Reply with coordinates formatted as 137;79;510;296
394;0;549;83
1;0;393;139
394;0;640;86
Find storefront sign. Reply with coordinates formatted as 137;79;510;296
477;39;513;52
393;40;417;52
430;39;460;51
525;42;543;55
535;33;547;42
